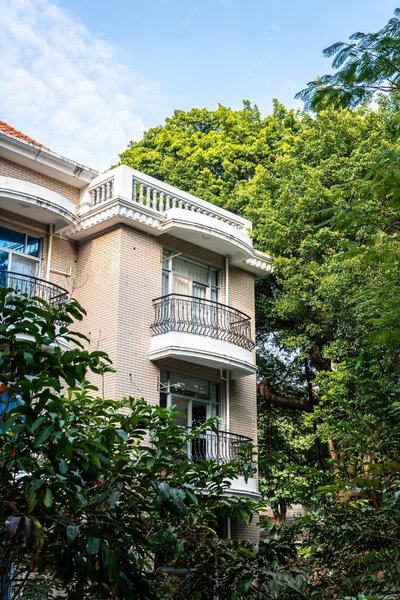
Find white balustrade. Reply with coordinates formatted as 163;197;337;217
89;177;114;206
131;174;244;231
85;165;248;233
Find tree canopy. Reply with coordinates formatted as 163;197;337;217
119;93;400;596
296;8;400;110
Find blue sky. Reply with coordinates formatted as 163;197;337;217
1;0;398;169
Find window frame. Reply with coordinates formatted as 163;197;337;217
0;226;41;277
162;250;219;302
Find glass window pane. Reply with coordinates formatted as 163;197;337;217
10;255;37;277
160;391;168;408
170;373;209;400
0;250;9;271
173;257;209;285
27;236;40;257
192;402;208;427
193;283;207;299
171;396;189;427
173;275;191;295
162;271;169;295
0;227;25;252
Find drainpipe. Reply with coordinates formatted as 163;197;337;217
225;255;230;305
46;224;54;281
224;255;230;432
227;516;232;539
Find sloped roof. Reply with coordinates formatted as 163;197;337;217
0;121;48;149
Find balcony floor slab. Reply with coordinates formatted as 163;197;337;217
148;331;256;378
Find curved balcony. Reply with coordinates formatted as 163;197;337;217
187;428;252;463
0;271;68;305
0;175;78;230
187;428;259;498
72;167;272;275
148;294;256;378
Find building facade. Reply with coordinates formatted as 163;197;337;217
0;121;271;541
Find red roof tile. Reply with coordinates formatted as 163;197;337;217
0;121;48;149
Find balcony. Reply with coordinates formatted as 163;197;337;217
0;175;78;230
188;428;251;463
66;166;271;275
188;428;259;498
148;294;256;378
0;271;68;305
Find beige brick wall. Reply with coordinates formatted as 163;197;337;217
113;226;161;402
0;157;80;205
231;517;260;543
73;226;160;402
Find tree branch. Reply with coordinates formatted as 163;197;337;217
257;381;313;412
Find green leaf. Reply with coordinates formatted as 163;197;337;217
66;524;80;544
33;422;55;447
43;487;53;508
59;458;69;474
86;537;101;555
31;415;47;433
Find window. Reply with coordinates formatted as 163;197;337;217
0;226;41;278
162;251;219;301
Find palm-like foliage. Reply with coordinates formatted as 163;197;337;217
296;8;400;110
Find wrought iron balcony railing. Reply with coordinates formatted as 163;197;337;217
0;271;68;305
151;294;255;351
187;428;252;464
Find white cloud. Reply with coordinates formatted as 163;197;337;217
0;0;167;169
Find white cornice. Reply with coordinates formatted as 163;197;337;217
62;197;162;240
0;130;98;188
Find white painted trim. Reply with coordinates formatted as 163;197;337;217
0;176;78;227
223;476;260;499
148;331;256;378
0;130;98;186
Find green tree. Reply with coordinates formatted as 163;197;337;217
0;290;307;599
119;100;299;215
118;96;400;595
0;290;255;598
296;8;400;110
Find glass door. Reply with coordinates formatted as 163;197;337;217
191;401;209;461
170;394;211;461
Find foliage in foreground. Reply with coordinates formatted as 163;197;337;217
0;290;305;599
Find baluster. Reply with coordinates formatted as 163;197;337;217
159;192;164;211
95;187;101;205
171;196;177;209
101;184;106;202
178;199;183;209
132;179;137;202
165;194;170;210
90;189;95;205
105;180;111;199
152;189;158;210
139;183;144;204
146;186;151;207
